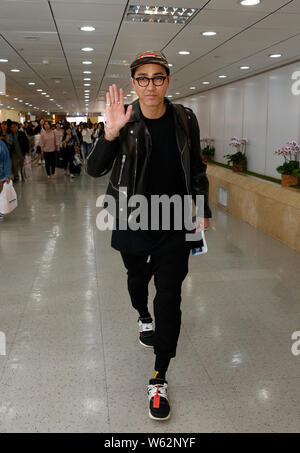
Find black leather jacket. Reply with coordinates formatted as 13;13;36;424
86;98;212;219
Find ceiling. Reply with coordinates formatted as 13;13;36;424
1;0;300;116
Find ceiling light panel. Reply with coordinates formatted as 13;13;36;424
126;5;198;24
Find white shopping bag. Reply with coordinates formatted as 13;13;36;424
0;181;18;215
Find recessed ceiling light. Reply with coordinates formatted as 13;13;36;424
269;53;282;58
168;63;173;67
81;47;94;52
0;59;8;63
84;78;91;81
178;51;191;55
14;98;18;100
84;84;91;87
83;71;92;74
50;99;54;101
202;81;210;85
130;91;135;94
190;86;196;90
80;26;96;32
11;69;20;72
28;82;35;85
240;66;250;70
37;89;43;92
82;61;93;65
19;100;23;102
84;90;90;92
167;95;173;98
175;92;181;95
202;31;216;36
46;95;50;97
218;75;227;78
41;92;47;95
240;0;260;5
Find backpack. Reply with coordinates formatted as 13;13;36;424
173;104;192;149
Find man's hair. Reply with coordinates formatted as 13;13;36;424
131;65;170;78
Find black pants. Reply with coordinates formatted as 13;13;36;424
44;152;56;176
62;149;74;172
121;247;190;359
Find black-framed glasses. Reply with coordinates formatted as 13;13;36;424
134;76;167;87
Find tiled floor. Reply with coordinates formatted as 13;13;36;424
0;166;300;433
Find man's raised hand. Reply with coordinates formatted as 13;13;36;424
105;84;133;140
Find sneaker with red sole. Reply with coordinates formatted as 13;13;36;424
147;378;171;421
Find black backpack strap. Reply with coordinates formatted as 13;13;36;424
174;104;192;148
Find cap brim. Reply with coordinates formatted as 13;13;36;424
130;58;169;71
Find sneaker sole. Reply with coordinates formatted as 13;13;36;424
139;338;153;348
148;410;171;421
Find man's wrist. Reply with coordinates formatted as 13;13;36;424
104;125;120;141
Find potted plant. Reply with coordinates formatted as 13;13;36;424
274;141;300;187
201;137;215;162
224;137;248;172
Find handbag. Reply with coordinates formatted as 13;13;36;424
0;181;18;214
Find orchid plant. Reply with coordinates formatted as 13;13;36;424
224;137;248;164
274;141;300;177
201;136;215;156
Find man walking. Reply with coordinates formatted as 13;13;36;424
10;122;29;182
87;51;212;421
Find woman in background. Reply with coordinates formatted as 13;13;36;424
62;127;77;178
40;121;59;180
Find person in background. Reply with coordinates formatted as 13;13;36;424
0;121;13;154
10;122;29;182
0;139;11;221
62;127;77;178
33;118;45;165
24;121;35;157
81;123;93;158
92;122;104;141
40;121;59;180
54;123;64;153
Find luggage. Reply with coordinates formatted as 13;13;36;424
70;154;82;174
0;181;18;215
56;150;65;169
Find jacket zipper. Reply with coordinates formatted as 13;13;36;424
118;154;126;185
133;138;138;195
176;130;190;196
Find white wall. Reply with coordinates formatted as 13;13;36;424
179;61;300;178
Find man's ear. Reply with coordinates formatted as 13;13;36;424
131;77;136;91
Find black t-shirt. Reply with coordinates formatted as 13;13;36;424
111;104;190;256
